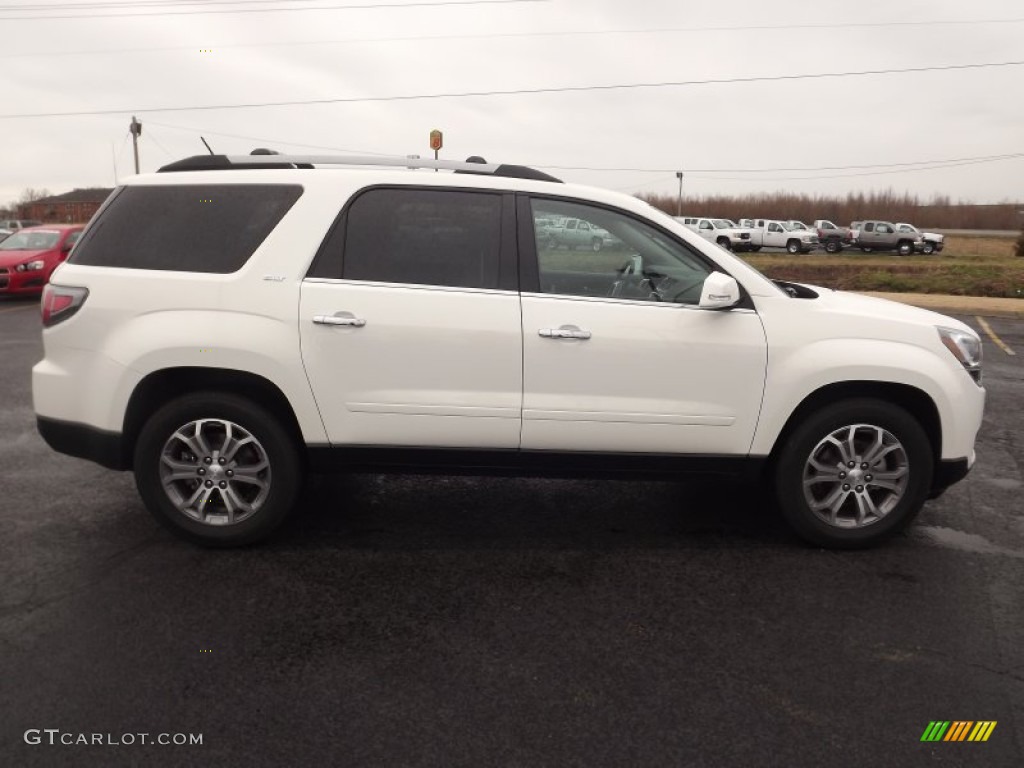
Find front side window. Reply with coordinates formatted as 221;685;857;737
341;188;501;289
530;199;714;305
699;220;712;230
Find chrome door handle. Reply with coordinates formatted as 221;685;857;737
313;312;366;327
539;326;591;340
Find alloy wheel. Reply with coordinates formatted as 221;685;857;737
158;418;272;526
801;423;909;528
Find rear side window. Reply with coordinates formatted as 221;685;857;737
340;188;501;289
70;184;302;273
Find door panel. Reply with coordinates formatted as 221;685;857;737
300;281;522;448
521;296;766;454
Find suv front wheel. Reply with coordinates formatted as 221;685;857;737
774;398;933;548
134;392;303;546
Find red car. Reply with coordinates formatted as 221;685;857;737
0;225;84;296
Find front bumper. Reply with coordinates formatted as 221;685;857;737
928;456;972;499
0;267;47;294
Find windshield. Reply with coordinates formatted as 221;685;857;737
712;219;733;229
0;230;60;250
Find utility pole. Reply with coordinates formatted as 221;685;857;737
129;116;142;174
675;171;684;216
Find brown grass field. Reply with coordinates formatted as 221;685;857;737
741;236;1024;298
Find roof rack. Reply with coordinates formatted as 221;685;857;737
156;153;562;183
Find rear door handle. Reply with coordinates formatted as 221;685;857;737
313;312;366;327
539;326;591;340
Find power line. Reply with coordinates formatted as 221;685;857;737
145;118;393;156
0;0;543;20
0;0;369;10
543;152;1024;174
3;18;1022;59
3;60;1021;119
692;154;1024;182
143;119;1024;178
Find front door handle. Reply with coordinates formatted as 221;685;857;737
539;325;591;340
313;311;366;327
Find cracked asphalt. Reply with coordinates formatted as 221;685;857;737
1;295;1022;767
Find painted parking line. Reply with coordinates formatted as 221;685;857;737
0;304;36;315
976;316;1016;356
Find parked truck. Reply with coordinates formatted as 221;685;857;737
674;217;754;252
748;219;819;254
850;221;922;255
895;223;945;254
812;220;857;253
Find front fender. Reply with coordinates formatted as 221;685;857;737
750;337;979;460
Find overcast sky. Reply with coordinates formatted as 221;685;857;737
1;0;1022;207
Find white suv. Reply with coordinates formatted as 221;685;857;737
33;153;985;548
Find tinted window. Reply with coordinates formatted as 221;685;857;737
341;188;501;289
530;199;713;305
70;184;302;273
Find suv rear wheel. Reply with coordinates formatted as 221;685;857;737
774;398;933;548
134;392;303;546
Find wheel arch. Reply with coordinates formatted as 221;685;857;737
122;367;307;470
765;381;941;471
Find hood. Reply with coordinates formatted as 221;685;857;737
797;284;975;335
0;248;50;268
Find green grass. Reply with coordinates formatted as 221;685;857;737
741;237;1024;298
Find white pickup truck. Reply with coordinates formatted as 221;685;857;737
674;217;754;252
748;219;820;254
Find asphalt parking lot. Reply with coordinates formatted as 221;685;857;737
1;295;1022;767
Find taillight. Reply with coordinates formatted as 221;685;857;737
41;284;89;328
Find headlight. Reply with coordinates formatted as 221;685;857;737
15;260;45;272
937;326;982;383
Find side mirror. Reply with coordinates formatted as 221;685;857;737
698;272;741;310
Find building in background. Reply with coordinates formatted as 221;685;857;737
18;188;114;224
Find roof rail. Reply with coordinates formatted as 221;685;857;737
156;154;562;182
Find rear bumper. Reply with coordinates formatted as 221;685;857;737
37;416;129;470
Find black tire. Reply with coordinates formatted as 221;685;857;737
133;391;303;547
592;237;602;252
824;238;841;254
774;398;933;548
922;241;935;255
750;245;762;252
860;246;873;253
897;240;914;256
717;237;732;251
786;239;801;255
